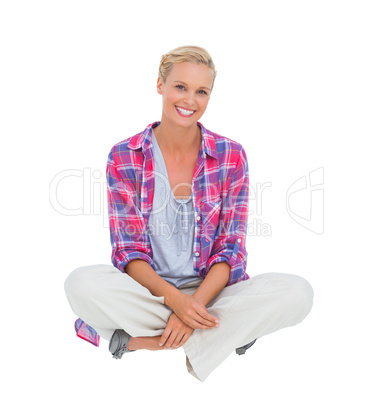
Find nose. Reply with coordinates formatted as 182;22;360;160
183;90;196;107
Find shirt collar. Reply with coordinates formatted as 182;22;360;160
127;121;218;160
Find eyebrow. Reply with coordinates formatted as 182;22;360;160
173;80;211;91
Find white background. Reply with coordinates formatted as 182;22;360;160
1;0;371;400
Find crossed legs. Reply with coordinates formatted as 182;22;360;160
64;264;313;381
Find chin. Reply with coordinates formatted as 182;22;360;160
167;115;198;128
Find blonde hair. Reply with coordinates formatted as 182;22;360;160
158;45;217;91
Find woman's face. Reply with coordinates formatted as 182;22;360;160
157;62;214;129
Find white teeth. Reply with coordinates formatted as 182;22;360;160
176;106;195;116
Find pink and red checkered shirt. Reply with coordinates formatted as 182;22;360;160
74;121;250;346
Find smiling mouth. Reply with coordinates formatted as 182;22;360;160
175;106;196;117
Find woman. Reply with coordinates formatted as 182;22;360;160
64;45;314;382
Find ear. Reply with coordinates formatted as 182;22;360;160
156;77;163;94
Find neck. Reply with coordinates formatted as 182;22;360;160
153;118;201;156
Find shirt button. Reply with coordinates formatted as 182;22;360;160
196;216;201;221
195;252;200;257
237;238;241;243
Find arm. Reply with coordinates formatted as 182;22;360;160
108;146;218;330
126;260;219;349
205;145;250;285
158;261;230;349
126;259;219;329
193;261;230;305
107;147;154;271
125;259;180;307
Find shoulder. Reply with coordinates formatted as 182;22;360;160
108;127;148;165
203;125;248;168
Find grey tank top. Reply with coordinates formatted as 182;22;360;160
148;131;200;288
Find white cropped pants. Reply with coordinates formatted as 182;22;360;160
64;264;313;382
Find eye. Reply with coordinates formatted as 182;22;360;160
175;84;186;90
198;89;208;95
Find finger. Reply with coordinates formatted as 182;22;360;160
172;330;188;349
164;331;178;349
196;309;219;326
186;318;217;330
185;309;218;328
175;311;217;330
190;314;220;329
177;331;192;348
191;299;219;324
171;333;184;349
185;302;218;326
159;327;171;346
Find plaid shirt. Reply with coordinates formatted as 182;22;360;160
74;121;250;347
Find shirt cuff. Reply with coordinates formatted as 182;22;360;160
112;250;156;272
206;238;248;285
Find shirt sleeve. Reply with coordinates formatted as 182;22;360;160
205;145;249;285
106;148;155;272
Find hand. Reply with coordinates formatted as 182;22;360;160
159;313;194;349
169;292;219;330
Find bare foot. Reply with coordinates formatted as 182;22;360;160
127;336;165;351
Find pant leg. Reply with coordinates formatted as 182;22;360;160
64;264;173;341
183;272;314;382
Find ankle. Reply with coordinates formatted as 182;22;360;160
127;337;140;351
127;336;164;351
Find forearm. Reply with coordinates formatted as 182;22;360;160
193;262;230;306
126;259;220;329
126;259;181;307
